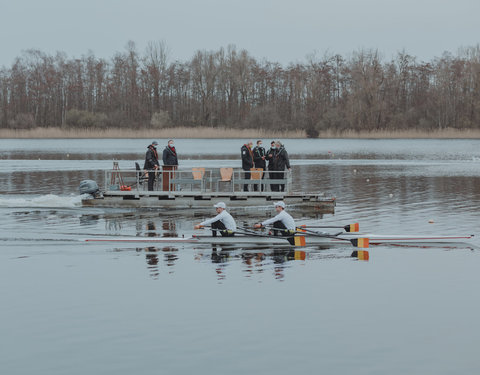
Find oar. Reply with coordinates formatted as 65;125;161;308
242;225;306;246
297;223;359;232
292;226;369;248
252;223;366;248
197;225;306;247
238;227;306;247
351;250;369;260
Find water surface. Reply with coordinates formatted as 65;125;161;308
1;138;480;374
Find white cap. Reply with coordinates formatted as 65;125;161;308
214;202;226;209
273;201;285;208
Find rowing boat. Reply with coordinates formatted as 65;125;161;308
83;233;475;247
340;234;475;246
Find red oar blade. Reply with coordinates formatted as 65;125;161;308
294;251;306;260
294;236;306;247
287;236;306;246
350;237;369;248
344;223;359;232
351;250;369;260
296;225;307;233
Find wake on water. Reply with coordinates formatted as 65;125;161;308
0;194;87;208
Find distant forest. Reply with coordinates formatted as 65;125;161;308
1;41;480;137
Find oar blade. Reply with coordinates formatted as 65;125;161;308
344;223;359;232
287;235;306;247
296;225;307;233
350;237;369;248
351;250;369;260
294;251;306;260
294;236;306;247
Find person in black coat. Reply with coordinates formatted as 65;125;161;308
252;140;266;191
266;140;276;171
272;141;291;192
265;141;276;191
241;141;254;192
144;141;160;191
162;139;178;166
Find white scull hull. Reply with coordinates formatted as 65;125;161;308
84;233;475;247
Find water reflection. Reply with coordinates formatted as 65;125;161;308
193;247;368;282
136;246;179;279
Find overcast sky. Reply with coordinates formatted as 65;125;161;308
1;0;480;67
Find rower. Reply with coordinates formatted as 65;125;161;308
194;202;237;237
254;201;295;236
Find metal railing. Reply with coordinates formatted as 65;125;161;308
104;167;292;193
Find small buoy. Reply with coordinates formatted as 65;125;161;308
428;219;434;224
366;178;370;182
389;193;393;198
353;169;357;173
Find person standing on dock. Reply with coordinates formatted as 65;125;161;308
266;140;276;191
162;139;178;166
253;140;266;191
162;139;178;191
241;141;254;192
194;202;237;237
144;141;160;191
254;201;295;236
272;141;291;192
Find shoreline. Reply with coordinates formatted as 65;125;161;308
1;127;480;139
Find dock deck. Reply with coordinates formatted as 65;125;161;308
81;165;335;211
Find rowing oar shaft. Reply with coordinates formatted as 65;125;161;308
297;223;359;232
203;226;307;247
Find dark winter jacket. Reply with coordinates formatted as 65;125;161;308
266;147;276;170
144;146;159;170
253;146;266;169
273;146;290;171
162;146;178;166
241;144;254;170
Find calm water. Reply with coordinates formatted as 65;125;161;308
1;138;480;375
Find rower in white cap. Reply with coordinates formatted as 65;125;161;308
194;202;237;237
254;201;296;236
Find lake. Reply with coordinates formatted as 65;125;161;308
1;138;480;375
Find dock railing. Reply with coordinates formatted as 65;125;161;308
104;167;292;194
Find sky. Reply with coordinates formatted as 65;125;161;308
1;0;480;67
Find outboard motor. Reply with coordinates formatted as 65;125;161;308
79;180;101;198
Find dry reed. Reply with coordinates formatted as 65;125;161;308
0;127;305;139
1;127;480;139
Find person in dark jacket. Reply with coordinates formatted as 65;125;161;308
144;141;160;191
161;139;178;192
266;140;276;171
252;140;266;191
265;140;276;190
162;139;178;166
241;141;254;192
272;141;291;192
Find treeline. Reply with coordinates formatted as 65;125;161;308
1;41;480;136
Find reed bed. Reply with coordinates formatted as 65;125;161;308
1;127;479;139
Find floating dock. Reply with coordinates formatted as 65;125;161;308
81;166;335;212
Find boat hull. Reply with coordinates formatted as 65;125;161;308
83;233;475;247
